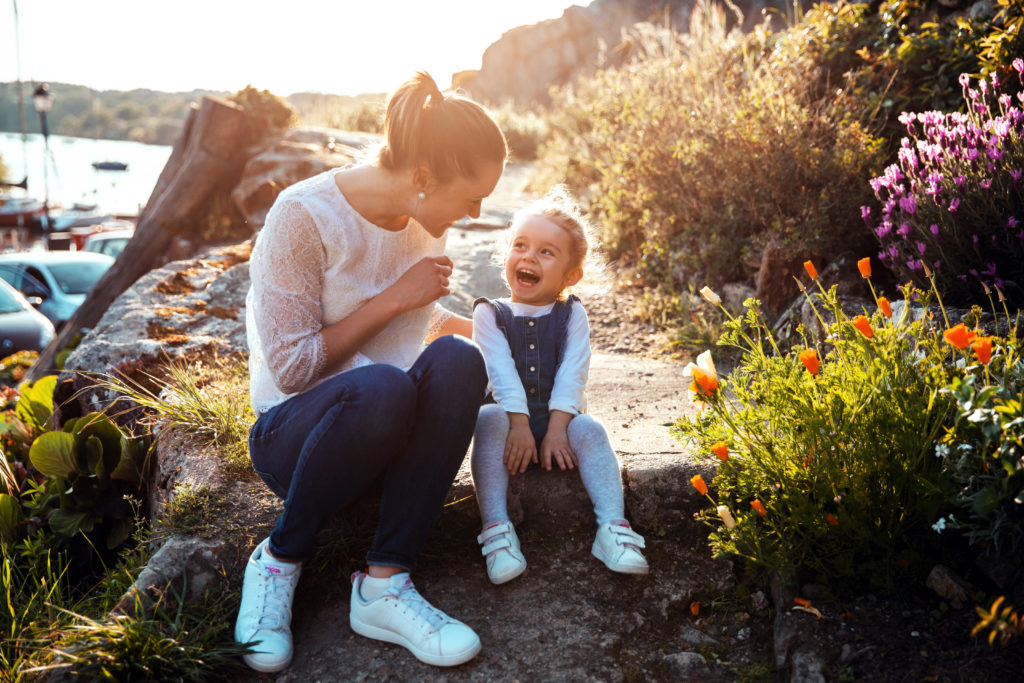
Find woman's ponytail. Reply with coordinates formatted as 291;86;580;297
378;71;507;184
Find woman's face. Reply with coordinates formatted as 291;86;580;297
416;161;503;238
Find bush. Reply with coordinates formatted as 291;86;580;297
538;1;883;304
675;264;1022;594
864;64;1024;307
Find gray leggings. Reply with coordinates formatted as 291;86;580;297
470;404;625;526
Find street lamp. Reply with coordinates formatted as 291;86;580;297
31;83;54;233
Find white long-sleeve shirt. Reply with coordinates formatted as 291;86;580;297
472;298;590;417
246;168;452;414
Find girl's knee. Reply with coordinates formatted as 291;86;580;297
568;413;607;439
475;403;510;435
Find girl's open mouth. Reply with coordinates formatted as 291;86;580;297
516;269;540;286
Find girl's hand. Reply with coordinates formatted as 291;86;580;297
540;425;577;471
504;414;537;475
385;256;454;312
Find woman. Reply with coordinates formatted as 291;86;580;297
235;71;507;672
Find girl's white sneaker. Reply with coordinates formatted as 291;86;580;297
592;520;650;575
477;520;528;584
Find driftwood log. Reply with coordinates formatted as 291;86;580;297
26;96;257;382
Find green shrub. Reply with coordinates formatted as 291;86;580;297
538;1;883;307
675;267;1022;594
490;103;549;161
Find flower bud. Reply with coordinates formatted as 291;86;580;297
699;286;721;305
717;505;737;529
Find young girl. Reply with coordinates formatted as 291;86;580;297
470;187;649;584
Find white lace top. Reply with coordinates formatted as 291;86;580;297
246;168;452;413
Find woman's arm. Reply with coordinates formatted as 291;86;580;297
320;255;453;367
252;199;453;395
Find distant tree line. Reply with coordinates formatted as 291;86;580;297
0;82;386;148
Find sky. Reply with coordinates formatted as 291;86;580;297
2;0;576;96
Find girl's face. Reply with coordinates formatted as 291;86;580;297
504;217;582;305
415;161;503;238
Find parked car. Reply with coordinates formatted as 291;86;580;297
0;277;55;357
82;226;135;258
0;251;115;329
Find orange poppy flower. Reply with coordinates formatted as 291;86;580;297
943;323;977;350
684;350;719;400
857;257;871;278
826;513;839;527
691;474;708;496
878;297;892;318
803;260;819;280
798;348;820;376
750;499;767;517
711;441;729;461
690;601;701;616
972;336;993;364
852;315;874;339
793;597;811;607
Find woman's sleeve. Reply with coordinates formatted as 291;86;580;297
472;303;529;415
424;303;455;344
248;199;329;395
549;303;591;415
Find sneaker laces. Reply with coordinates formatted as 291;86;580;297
383;579;449;632
255;566;295;631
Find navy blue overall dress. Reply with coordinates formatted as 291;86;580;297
474;295;580;444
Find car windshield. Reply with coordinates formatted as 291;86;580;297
0;286;23;314
47;262;111;295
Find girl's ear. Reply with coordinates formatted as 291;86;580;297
563;267;583;288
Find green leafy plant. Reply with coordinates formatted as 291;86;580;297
939;335;1023;559
24;412;153;549
672;260;1022;593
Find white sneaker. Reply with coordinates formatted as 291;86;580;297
477;520;528;585
349;571;481;667
234;538;302;672
592;520;650;575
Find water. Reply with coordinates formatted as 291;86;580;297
0;132;172;217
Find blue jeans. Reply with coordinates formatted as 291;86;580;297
248;335;486;570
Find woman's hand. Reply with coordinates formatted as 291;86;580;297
541;411;577;471
504;413;537;475
385;256;453;312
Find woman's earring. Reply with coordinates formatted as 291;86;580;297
417;192;426;200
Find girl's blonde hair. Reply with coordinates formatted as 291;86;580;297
505;185;606;297
378;71;508;184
